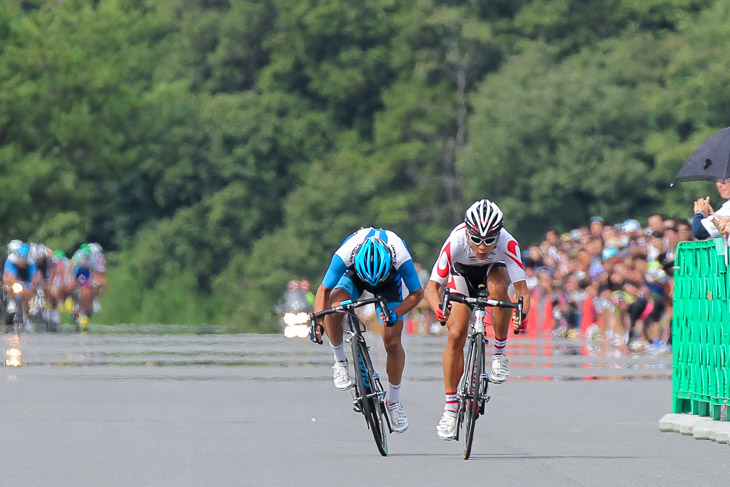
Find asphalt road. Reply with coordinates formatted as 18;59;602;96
0;329;725;487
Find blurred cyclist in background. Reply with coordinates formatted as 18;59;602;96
88;243;106;312
29;243;53;321
71;244;97;327
3;242;38;322
311;227;424;433
50;249;72;322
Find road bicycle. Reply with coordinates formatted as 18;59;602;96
5;282;26;333
310;295;392;456
441;285;523;459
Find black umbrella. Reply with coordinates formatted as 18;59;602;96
674;127;730;183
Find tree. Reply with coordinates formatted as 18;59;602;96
462;42;652;243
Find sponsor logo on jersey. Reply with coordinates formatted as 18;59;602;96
349;242;362;265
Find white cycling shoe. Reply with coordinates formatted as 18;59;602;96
332;361;354;390
387;402;409;433
436;410;458;440
489;354;510;384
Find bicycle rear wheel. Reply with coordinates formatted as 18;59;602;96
462;333;484;460
352;338;388;456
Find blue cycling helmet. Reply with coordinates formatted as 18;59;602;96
17;243;30;259
354;236;393;287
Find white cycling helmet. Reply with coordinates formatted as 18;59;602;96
30;243;50;260
464;199;504;237
89;243;103;254
7;239;22;256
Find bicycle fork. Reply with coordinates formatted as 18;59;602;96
462;334;491;414
346;331;385;413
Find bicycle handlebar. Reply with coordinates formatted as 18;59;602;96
446;289;520;310
309;295;388;344
439;287;524;334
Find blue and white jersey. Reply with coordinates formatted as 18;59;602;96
3;257;37;285
321;227;422;293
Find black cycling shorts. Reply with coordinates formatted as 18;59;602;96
451;262;506;298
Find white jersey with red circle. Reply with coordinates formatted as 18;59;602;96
429;223;526;287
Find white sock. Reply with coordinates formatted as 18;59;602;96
329;342;347;363
494;337;507;355
388;383;401;404
445;392;459;412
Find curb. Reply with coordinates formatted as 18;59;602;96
659;413;730;445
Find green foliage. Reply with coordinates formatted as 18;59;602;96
462;42;652;242
215;153;381;332
97;255;225;325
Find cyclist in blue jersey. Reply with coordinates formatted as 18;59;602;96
3;242;38;319
312;228;424;433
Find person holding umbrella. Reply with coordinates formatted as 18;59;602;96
692;178;730;239
672;127;730;239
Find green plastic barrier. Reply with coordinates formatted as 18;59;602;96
672;238;730;420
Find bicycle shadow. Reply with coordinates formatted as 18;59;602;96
388;453;638;460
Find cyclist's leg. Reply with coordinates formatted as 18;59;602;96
91;271;106;311
78;283;93;316
324;283;357;348
486;265;511;339
22;279;34;315
439;296;470;440
443;302;470;392
443;273;473;393
486;266;511;383
325;280;358;390
375;282;407;387
381;319;405;386
381;316;409;433
50;279;62;309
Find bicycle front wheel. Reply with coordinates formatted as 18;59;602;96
352;337;388;456
462;333;484;460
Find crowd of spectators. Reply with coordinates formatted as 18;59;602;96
404;214;691;355
520;214;692;354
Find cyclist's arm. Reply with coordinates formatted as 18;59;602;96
315;254;348;315
388;259;423;320
424;279;443;315
313;283;333;316
32;265;42;287
391;287;423;321
3;271;16;291
92;271;107;289
512;279;531;316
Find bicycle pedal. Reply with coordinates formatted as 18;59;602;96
351;388;362;413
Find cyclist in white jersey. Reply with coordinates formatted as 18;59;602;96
312;227;424;433
424;199;531;440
